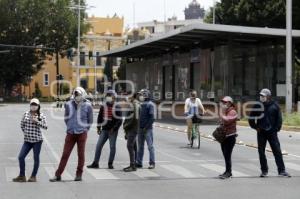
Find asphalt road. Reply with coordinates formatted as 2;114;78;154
0;103;299;199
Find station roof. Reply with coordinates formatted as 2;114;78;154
100;23;300;58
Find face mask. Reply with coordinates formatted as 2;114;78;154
260;96;267;103
106;97;113;103
75;95;83;103
139;96;145;102
220;103;228;109
30;105;38;112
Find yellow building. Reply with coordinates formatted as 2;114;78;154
23;55;73;99
23;15;125;99
72;15;126;94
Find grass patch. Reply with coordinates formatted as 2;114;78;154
283;113;300;126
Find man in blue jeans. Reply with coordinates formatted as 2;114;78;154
87;90;122;169
136;89;156;169
249;88;291;178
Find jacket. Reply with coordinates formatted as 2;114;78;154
123;100;140;133
97;102;123;131
220;106;238;136
139;100;155;130
248;100;282;132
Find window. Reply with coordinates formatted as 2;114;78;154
43;73;49;86
96;52;101;66
80;52;85;66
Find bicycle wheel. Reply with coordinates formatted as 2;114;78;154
197;125;200;149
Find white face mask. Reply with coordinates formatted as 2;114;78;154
260;96;267;103
139;96;145;102
220;103;229;109
106;96;113;103
30;105;38;112
75;95;83;103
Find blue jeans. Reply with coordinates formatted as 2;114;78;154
93;130;118;164
136;129;155;166
18;141;43;177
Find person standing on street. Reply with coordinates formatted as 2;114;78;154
248;88;291;178
218;96;238;179
123;93;140;172
87;90;122;169
50;87;93;182
136;89;156;169
13;98;48;182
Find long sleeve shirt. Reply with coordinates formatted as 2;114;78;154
20;111;48;143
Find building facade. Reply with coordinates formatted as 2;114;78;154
184;0;205;20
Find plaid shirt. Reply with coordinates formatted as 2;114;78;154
20;111;48;143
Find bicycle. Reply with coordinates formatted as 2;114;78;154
190;115;202;149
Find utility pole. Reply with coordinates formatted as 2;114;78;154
213;0;216;24
77;0;81;87
286;0;293;113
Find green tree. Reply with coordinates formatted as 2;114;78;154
0;0;89;95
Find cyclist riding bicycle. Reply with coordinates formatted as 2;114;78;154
184;90;206;146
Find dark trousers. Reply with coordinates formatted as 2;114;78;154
55;132;87;177
126;131;138;165
18;141;43;177
257;131;285;173
221;135;236;173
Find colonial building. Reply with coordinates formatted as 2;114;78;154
184;0;205;20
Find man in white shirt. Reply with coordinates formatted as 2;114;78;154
184;90;205;145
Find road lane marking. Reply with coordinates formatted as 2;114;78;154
285;162;300;171
44;166;73;180
199;163;249;177
133;169;160;178
85;169;119;180
5;167;19;182
161;164;203;178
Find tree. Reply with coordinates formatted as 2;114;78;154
0;0;89;95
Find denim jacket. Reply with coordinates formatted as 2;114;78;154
64;100;93;134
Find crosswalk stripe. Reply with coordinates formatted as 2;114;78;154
285;162;300;171
161;164;203;178
44;167;73;180
199;164;249;177
5;167;19;182
133;169;160;178
85;169;119;180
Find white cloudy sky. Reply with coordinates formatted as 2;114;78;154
86;0;216;27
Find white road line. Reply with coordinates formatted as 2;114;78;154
44;166;73;180
285;162;300;171
161;164;203;178
5;167;19;182
200;163;249;177
133;169;160;178
85;169;119;180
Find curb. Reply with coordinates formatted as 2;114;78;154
154;124;289;156
237;121;300;133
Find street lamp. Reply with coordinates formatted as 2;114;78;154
68;1;95;87
286;0;292;113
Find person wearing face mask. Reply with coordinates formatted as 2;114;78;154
136;89;156;169
13;98;48;182
50;87;93;182
248;88;291;178
87;90;122;169
184;90;206;145
218;96;238;179
123;93;140;172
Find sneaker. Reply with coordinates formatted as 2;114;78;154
135;164;143;168
27;176;37;182
49;176;61;182
260;172;268;178
219;172;232;179
108;164;114;169
12;176;27;182
148;164;155;169
279;171;291;178
123;166;137;172
87;163;99;169
74;176;82;181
